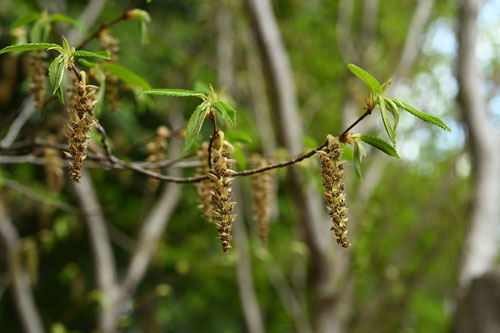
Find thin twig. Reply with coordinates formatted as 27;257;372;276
0;107;372;184
93;119;116;166
339;108;372;141
76;0;136;50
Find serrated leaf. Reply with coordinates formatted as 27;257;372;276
359;135;399;159
183;103;209;152
396;101;451;131
212;101;236;126
100;63;151;90
49;55;65;93
10;13;41;29
142;89;205;99
384;97;400;134
353;142;363;182
51;14;85;33
378;95;396;145
348;64;382;93
72;50;110;60
0;43;61;55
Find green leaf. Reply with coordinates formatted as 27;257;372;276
212;101;236;126
56;86;65;105
353;142;363;182
142;89;205;99
233;143;247;169
394;100;451;131
378;95;396;145
49;55;65;94
139;18;150;45
340;142;353;161
51;14;85;33
384;97;400;134
94;71;106;116
183;103;209;152
100;63;151;90
348;64;382;93
30;18;51;42
78;58;97;67
0;43;61;55
72;50;110;60
225;130;252;144
10;13;41;29
359;135;399;159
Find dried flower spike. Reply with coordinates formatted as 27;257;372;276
319;135;350;248
146;126;170;191
250;154;276;243
44;143;64;192
209;134;237;252
65;72;99;183
99;29;120;111
195;142;213;223
27;50;47;109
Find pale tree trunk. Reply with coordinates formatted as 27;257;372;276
0;199;45;333
456;0;500;288
72;113;184;332
245;1;345;332
453;0;500;330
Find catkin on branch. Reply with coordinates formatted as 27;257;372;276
319;135;350;248
27;50;47;109
44;145;63;192
65;73;99;183
195;142;213;223
250;154;276;243
146;126;170;191
209;137;237;252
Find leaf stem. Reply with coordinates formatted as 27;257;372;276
207;111;218;169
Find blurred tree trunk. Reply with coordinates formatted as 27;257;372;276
454;0;500;330
456;0;500;288
245;1;348;332
216;2;265;332
0;199;44;333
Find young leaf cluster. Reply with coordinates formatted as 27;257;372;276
346;64;451;181
0;38;110;104
143;86;238;152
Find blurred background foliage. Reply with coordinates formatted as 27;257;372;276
0;0;498;332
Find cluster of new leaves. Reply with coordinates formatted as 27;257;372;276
143;86;237;152
346;64;450;181
0;40;110;104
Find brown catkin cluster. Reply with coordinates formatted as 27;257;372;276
208;138;236;252
250;154;276;243
146;126;170;191
319;135;350;248
65;75;99;183
27;50;47;109
98;30;120;111
44;145;64;192
195;142;213;223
